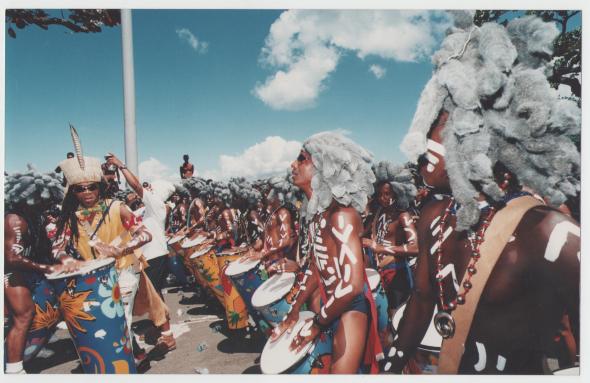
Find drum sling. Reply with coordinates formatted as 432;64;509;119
437;196;541;374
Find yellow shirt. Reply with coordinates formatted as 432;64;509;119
73;199;142;270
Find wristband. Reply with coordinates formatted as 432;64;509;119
119;165;127;170
312;313;330;331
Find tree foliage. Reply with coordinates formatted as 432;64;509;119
474;9;581;100
6;9;120;38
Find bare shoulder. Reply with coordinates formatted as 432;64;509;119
415;196;452;233
327;205;361;228
277;207;292;219
516;204;579;239
4;213;27;232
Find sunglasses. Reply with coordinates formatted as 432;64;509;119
297;153;308;163
72;183;99;193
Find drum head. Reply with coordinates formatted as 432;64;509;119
251;272;296;309
391;303;442;351
46;258;115;280
225;258;260;276
168;235;184;245
260;311;315;374
219;246;249;256
365;268;381;291
181;235;207;248
190;245;214;259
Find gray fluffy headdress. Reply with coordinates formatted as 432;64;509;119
267;172;302;207
5;164;65;209
302;131;376;217
182;176;209;199
228;177;263;209
400;12;580;231
372;161;417;210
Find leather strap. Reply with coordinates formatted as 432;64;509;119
437;196;541;374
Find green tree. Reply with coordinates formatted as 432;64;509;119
5;9;120;38
526;11;581;99
474;10;581;101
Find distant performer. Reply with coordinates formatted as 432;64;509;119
180;154;194;179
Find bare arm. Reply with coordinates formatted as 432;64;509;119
119;204;152;254
384;202;442;373
315;208;365;326
108;153;142;198
364;212;418;258
4;215;55;274
271;261;320;341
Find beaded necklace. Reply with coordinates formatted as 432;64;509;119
76;200;108;222
433;198;497;338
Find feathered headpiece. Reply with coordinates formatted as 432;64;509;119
400;13;580;230
59;124;103;186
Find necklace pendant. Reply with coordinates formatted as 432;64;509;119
434;311;456;339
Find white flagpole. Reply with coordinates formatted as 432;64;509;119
121;9;138;176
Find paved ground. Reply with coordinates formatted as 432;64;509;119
24;285;264;374
20;283;575;375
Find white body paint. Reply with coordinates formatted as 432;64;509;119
496;355;507;371
544;221;580;263
438;263;460;292
430;226;453;255
474;342;487;372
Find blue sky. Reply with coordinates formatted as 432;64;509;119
4;9;581;182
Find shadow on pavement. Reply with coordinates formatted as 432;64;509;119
242;365;262;374
187;305;223;317
24;338;79;373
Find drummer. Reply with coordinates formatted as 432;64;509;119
242;176;298;273
183;178;209;237
107;154;177;357
227;177;264;250
4;171;72;374
384;13;580;374
273;132;381;374
362;161;418;311
53;131;154;369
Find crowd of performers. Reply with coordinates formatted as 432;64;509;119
4;12;581;375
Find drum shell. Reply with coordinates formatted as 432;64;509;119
226;260;271;332
57;264;136;374
290;329;333;374
253;274;298;326
371;279;391;350
195;249;225;306
4;273;60;363
183;244;209;289
216;253;249;330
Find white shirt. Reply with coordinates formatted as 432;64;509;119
139;188;168;260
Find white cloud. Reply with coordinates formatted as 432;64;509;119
176;28;208;53
139;157;182;184
203;136;301;180
369;64;387;79
254;10;451;110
